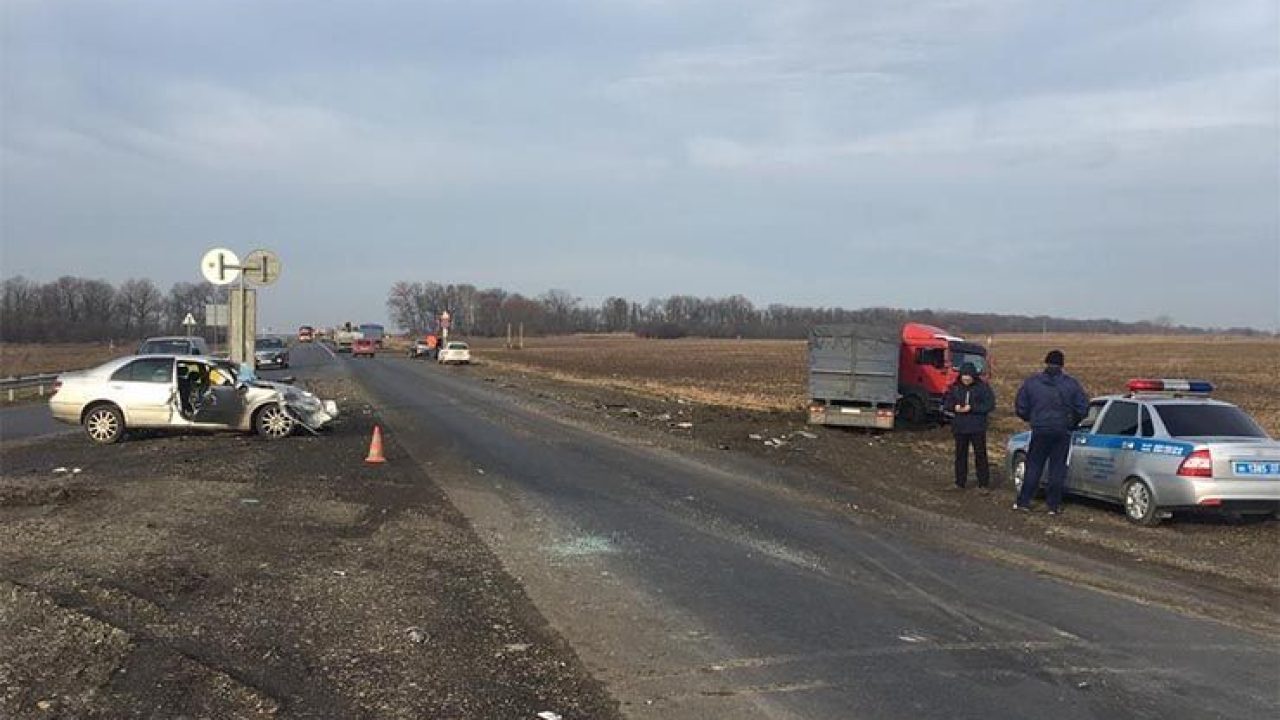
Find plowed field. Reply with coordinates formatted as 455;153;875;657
473;333;1280;436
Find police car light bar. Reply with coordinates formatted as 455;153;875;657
1127;378;1214;394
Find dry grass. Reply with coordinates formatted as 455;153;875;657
0;343;129;378
475;336;806;411
475;334;1280;436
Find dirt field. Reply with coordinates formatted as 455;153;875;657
0;376;618;719
0;342;126;378
473;333;1280;437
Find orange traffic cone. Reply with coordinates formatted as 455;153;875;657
364;425;387;464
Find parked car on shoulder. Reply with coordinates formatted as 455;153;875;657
438;342;471;365
254;336;290;369
408;337;435;359
137;336;210;356
352;338;377;358
1008;379;1280;525
48;355;338;444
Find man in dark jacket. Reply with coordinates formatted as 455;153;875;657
1013;350;1089;515
943;362;995;490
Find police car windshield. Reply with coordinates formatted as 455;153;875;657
1155;405;1267;438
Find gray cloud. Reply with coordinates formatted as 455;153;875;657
2;0;1277;330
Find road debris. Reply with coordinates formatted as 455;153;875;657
407;627;428;644
537;712;563;720
670;422;694;430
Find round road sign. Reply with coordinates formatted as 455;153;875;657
242;249;282;287
200;248;241;286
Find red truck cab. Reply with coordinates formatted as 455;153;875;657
897;322;989;424
298;325;314;343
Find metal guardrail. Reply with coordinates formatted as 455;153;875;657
0;372;62;401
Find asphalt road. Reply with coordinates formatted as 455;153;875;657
0;401;73;442
323;345;1278;720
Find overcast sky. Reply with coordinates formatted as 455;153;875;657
2;0;1278;330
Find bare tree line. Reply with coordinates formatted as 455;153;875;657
386;280;1265;339
1;276;219;342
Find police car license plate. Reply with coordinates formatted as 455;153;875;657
1233;462;1280;477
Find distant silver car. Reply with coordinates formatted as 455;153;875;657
137;335;210;356
1008;379;1280;525
49;355;338;444
254;336;290;369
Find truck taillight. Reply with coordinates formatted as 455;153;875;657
1177;449;1213;478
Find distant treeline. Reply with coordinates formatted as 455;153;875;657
387;281;1270;339
1;276;219;342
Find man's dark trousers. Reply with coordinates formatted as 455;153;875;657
954;432;990;488
1017;430;1071;509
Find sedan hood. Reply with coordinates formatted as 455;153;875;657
245;380;339;430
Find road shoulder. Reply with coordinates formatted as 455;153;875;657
0;374;619;719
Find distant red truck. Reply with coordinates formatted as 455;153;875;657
297;325;314;343
808;322;990;429
352;338;377;358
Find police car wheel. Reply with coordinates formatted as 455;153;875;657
1123;478;1161;526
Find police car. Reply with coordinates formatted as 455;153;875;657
1007;379;1280;526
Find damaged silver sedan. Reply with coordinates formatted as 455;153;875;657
49;355;339;444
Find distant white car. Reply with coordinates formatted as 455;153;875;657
438;342;471;365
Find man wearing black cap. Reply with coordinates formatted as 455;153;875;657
943;362;995;490
1013;350;1089;515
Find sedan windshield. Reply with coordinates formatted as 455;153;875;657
256;338;284;349
1155;404;1268;438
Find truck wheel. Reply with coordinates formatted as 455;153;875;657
897;395;926;426
83;403;125;444
1123;478;1161;526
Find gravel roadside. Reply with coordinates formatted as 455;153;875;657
0;376;620;720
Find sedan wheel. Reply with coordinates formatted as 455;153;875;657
84;405;125;444
255;404;295;440
1123;479;1161;526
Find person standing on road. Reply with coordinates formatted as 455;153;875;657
1013;350;1089;516
944;363;995;491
